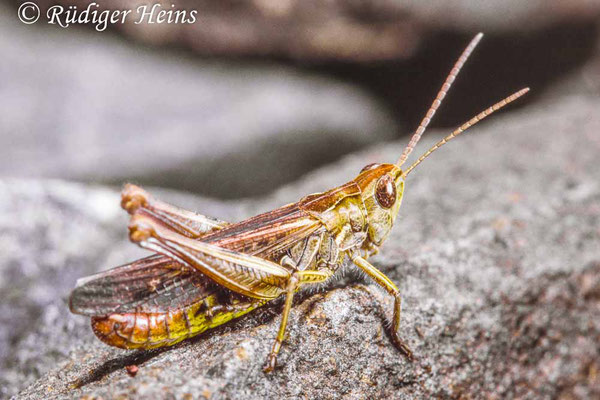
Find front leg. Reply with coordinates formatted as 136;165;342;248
351;254;414;360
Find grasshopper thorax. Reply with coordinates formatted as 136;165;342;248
354;163;405;248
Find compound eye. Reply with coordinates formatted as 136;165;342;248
360;163;380;173
375;174;396;209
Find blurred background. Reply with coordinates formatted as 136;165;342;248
2;0;600;199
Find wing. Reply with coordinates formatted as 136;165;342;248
123;184;323;257
200;202;324;257
69;255;223;316
128;214;291;300
70;186;235;317
71;186;323;315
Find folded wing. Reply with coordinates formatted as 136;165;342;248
69;255;223;316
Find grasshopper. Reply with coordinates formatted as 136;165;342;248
69;33;528;372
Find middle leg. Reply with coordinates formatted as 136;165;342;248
263;269;332;373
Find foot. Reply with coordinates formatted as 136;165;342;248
263;354;277;373
391;332;415;361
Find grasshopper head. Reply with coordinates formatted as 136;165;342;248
352;87;529;249
350;33;529;253
355;163;405;247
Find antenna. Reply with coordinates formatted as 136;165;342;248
397;32;484;167
403;87;529;177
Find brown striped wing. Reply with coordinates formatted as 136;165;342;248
69;255;224;316
200;202;324;257
71;203;320;315
71;187;354;315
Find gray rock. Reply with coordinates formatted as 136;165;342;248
0;4;396;198
4;94;600;399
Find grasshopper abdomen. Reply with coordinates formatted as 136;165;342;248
91;294;266;350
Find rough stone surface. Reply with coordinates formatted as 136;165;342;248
0;4;396;198
21;0;600;60
2;94;599;399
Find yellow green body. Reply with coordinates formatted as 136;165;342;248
92;293;266;349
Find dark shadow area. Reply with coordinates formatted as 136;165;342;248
99;129;370;199
98;22;598;200
304;22;599;131
70;347;166;389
